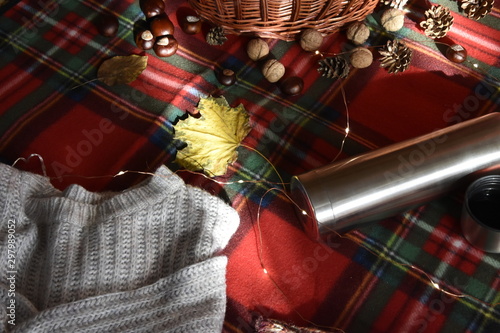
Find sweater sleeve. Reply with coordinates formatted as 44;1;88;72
9;257;229;333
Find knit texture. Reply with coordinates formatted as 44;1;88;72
0;163;239;332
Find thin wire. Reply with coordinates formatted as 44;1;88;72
254;187;346;332
12;153;48;177
335;230;500;308
331;82;350;163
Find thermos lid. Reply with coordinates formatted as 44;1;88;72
461;175;500;253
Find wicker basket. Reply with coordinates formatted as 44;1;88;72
187;0;379;41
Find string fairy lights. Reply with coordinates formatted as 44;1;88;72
9;70;500;332
9;142;500;331
8;21;500;331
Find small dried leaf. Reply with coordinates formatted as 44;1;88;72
97;55;148;86
174;96;251;176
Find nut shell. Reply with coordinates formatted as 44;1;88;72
150;13;174;37
154;35;178;57
381;8;405;32
350;47;373;68
95;13;119;37
300;29;323;52
446;44;467;63
346;22;370;45
280;76;304;96
247;38;269;61
140;0;165;18
181;15;202;35
262;59;285;83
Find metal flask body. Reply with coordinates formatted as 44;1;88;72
290;113;500;239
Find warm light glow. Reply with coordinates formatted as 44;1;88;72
431;281;440;290
301;210;308;215
345;127;350;134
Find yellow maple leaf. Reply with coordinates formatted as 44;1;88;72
174;96;251;176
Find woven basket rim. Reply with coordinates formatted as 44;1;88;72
188;0;378;40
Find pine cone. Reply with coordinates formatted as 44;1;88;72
420;5;454;39
317;56;350;79
378;39;413;74
461;0;494;20
206;26;227;45
379;0;409;10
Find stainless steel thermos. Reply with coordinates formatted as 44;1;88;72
291;113;500;239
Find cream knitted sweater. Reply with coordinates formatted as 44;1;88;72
0;163;239;332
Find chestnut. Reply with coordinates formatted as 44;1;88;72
95;13;119;37
218;69;236;86
154;35;178;57
280;76;304;96
446;44;467;63
180;15;202;35
135;29;155;50
149;13;174;37
139;0;165;19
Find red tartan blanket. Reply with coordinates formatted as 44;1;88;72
1;0;499;332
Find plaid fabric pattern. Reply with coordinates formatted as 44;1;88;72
1;0;499;332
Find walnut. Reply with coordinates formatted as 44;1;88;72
299;29;323;52
261;59;285;83
350;47;373;68
247;38;269;61
346;22;370;45
381;8;405;32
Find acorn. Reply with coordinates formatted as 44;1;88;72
135;29;155;50
139;0;165;19
218;69;236;86
154;35;178;57
181;15;202;35
149;13;174;37
95;12;119;37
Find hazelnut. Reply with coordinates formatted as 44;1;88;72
300;29;323;52
218;69;236;86
139;0;165;19
262;59;285;83
154;35;178;57
280;76;304;96
149;13;174;37
181;15;202;35
346;22;370;45
95;13;119;37
247;38;269;61
350;47;373;68
380;8;405;32
135;29;155;50
446;44;467;63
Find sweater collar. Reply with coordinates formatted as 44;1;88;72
17;165;183;225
